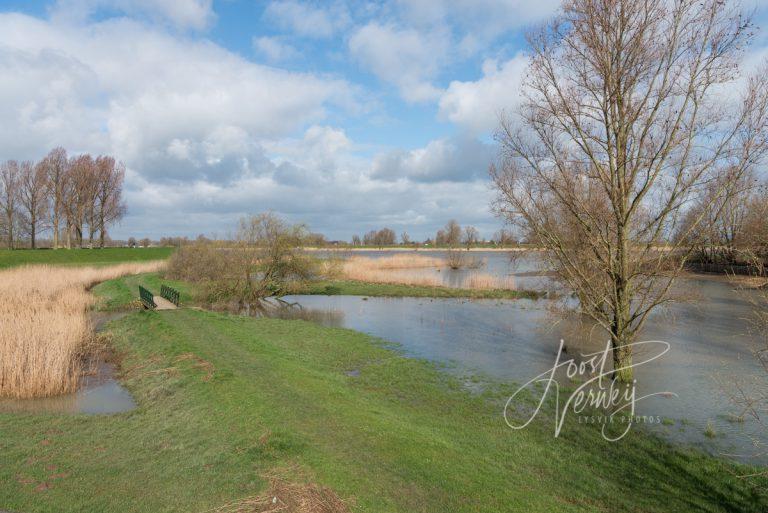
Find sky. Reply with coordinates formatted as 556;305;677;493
1;0;767;241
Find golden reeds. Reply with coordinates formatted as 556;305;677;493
339;255;445;286
464;273;516;290
338;255;515;290
0;261;165;399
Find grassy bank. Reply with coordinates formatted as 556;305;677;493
0;247;174;269
94;273;543;309
303;280;543;299
93;272;195;310
0;307;765;512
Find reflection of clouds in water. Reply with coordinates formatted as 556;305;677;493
281;284;767;464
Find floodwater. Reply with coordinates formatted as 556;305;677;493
0;312;137;415
276;250;767;465
319;249;551;290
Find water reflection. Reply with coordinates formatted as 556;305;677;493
0;362;136;415
317;249;553;290
272;284;766;465
0;311;137;415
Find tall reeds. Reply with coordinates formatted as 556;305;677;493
337;255;515;290
339;255;445;286
0;261;165;399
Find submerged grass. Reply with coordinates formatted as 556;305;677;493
0;308;765;512
0;261;165;398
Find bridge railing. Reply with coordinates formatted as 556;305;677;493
161;285;181;306
139;285;156;309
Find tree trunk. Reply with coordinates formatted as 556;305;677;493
53;215;59;249
613;222;634;383
611;329;634;383
99;213;105;248
30;218;36;249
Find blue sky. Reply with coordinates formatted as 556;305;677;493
1;0;767;241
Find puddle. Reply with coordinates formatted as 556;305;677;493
0;311;137;415
0;362;136;415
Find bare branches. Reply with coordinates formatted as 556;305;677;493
1;148;127;249
492;0;768;382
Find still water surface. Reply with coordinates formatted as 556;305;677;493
285;250;766;464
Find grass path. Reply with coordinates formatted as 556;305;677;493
1;308;765;512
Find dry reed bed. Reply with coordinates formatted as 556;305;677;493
0;261;165;399
339;255;516;290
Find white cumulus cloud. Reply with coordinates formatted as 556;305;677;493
438;55;528;133
349;22;448;103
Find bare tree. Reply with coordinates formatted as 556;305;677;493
0;160;20;249
462;225;479;249
676;168;760;267
168;212;317;305
18;161;49;249
493;228;516;247
63;154;99;248
41;147;68;249
444;220;462;247
94;156;126;248
401;231;411;245
492;0;768;382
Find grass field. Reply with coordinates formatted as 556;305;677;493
1;307;765;512
0;247;174;269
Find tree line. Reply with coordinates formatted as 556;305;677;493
0;147;126;249
350;221;517;248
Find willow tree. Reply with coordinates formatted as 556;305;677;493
491;0;768;381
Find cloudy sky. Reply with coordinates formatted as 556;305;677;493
2;0;767;241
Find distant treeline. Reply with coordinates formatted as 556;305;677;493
351;220;518;248
0;147;126;249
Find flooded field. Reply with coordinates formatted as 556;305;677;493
320;249;551;290
281;251;767;464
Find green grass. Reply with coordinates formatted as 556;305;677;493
301;280;543;300
94;274;543;310
92;273;195;311
0;247;174;269
0;307;765;512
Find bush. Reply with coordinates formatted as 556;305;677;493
167;213;320;305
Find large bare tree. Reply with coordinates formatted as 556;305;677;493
63;154;98;248
41;147;69;249
18;161;49;249
491;0;768;381
0;160;20;249
94;156;126;248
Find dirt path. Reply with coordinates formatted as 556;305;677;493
152;296;177;310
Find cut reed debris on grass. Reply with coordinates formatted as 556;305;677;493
0;261;166;399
